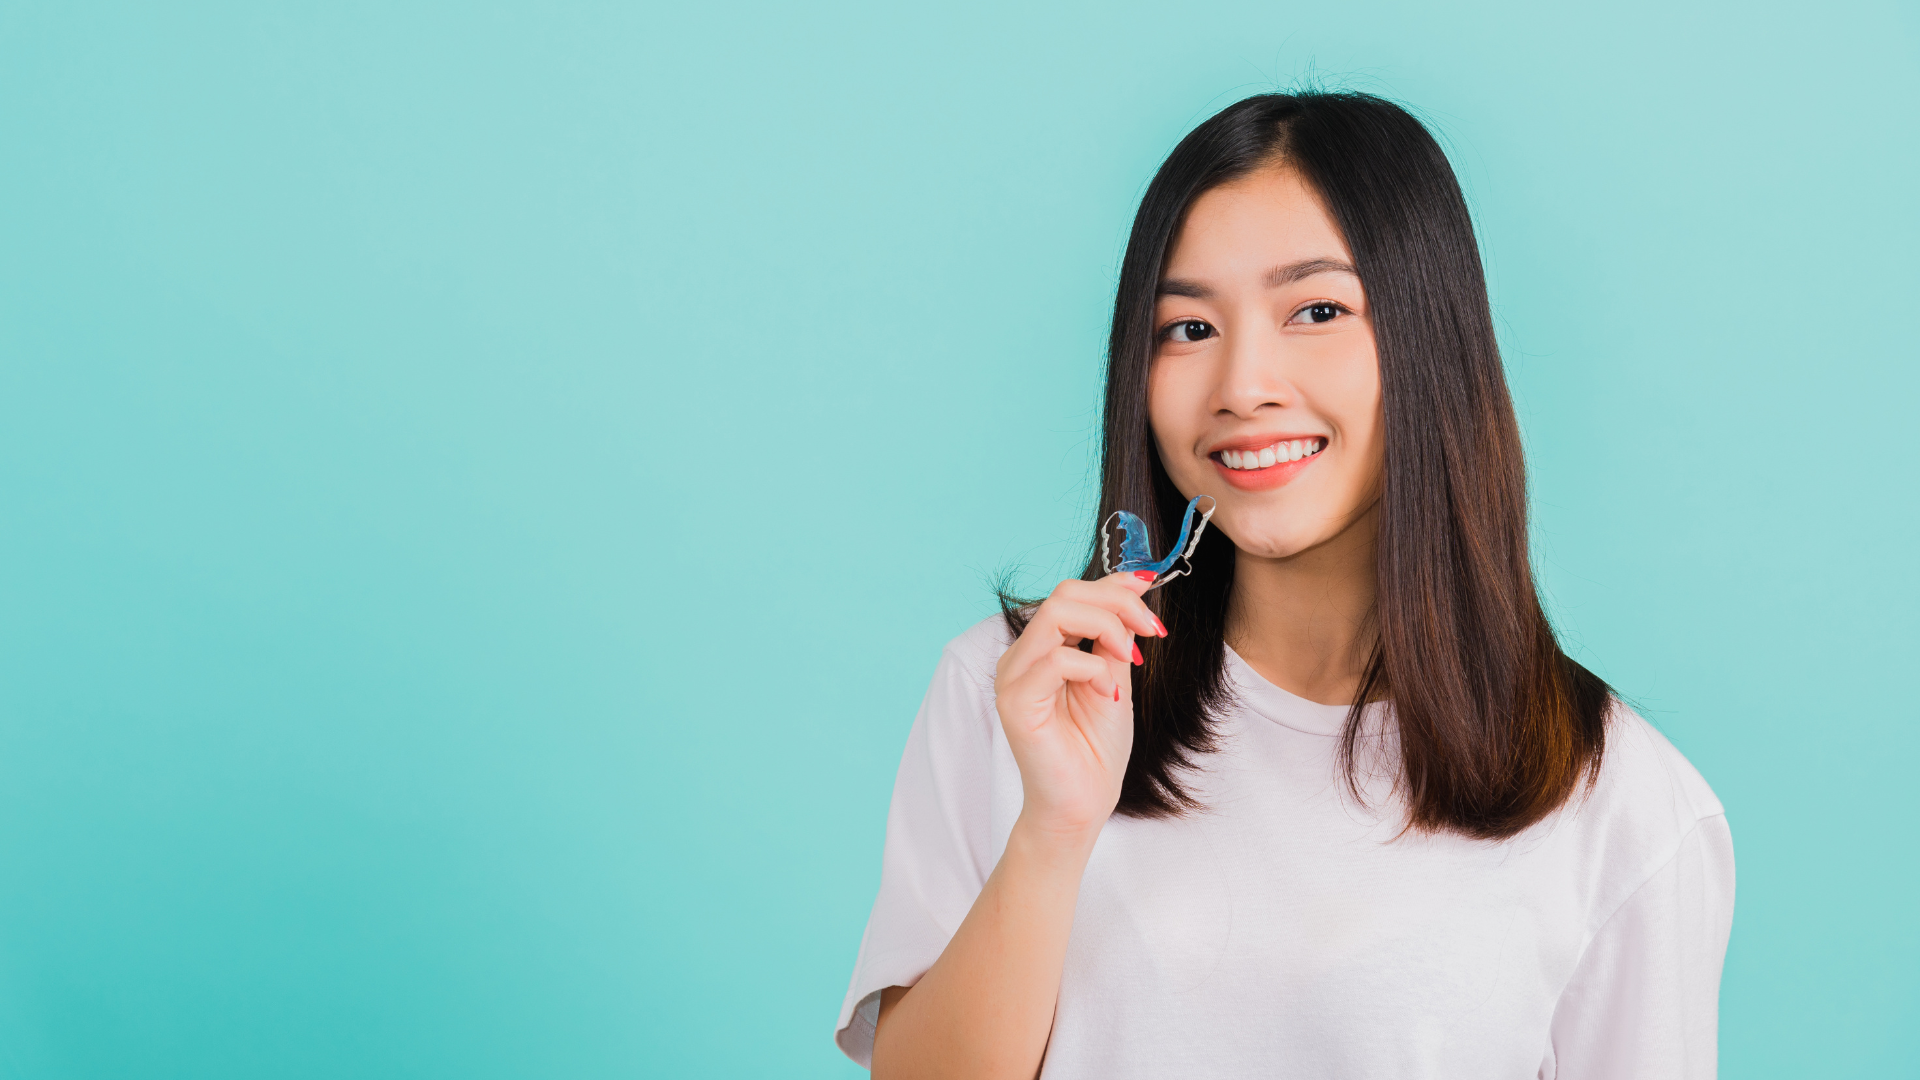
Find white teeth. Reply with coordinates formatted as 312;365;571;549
1220;438;1327;470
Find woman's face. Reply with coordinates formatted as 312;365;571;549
1147;164;1384;560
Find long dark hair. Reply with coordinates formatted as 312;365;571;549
1001;91;1611;841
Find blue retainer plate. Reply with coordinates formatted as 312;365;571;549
1100;495;1217;590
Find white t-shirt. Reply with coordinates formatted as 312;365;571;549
836;617;1734;1078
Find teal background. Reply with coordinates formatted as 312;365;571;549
1;0;1915;1075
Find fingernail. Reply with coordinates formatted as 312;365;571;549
1152;615;1167;638
1131;641;1143;665
1132;570;1157;582
1113;685;1121;702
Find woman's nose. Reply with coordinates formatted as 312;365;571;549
1212;321;1293;417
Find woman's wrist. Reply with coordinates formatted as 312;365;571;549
1007;810;1105;868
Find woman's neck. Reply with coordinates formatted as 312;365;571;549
1223;505;1379;707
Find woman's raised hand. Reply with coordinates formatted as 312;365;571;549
992;572;1166;843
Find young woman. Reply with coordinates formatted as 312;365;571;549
835;92;1734;1079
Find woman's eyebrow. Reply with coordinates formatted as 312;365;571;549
1157;278;1213;299
1264;258;1358;286
1157;258;1358;299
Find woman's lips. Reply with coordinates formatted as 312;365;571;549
1209;437;1326;492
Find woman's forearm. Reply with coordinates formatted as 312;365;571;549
870;816;1098;1080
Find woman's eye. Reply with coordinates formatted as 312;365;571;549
1291;302;1345;325
1162;319;1216;343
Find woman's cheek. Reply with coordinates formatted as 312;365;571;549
1145;368;1196;480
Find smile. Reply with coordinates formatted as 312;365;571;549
1214;438;1327;471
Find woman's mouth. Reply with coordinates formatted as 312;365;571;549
1208;437;1326;491
1214;437;1326;471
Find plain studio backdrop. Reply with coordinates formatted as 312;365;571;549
1;1;1915;1076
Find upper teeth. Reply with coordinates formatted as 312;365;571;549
1220;438;1326;470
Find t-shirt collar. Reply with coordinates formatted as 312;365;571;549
1222;644;1367;737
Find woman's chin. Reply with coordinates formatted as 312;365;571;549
1216;524;1315;561
1218;508;1371;561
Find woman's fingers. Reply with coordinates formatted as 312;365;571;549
996;573;1168;687
1032;599;1136;665
997;600;1116;677
1051;574;1165;640
1002;646;1122;717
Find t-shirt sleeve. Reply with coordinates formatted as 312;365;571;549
1539;813;1736;1080
834;632;1003;1067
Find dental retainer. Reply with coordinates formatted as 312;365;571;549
1099;495;1217;591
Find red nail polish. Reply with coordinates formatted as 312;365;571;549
1113;685;1121;702
1152;616;1167;638
1132;570;1157;582
1131;641;1143;665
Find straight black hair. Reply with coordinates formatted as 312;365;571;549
1002;91;1611;840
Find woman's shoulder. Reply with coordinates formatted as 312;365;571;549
1520;699;1736;933
1591;701;1725;827
909;615;1016;741
1542;699;1730;887
945;612;1017;661
929;613;1017;689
